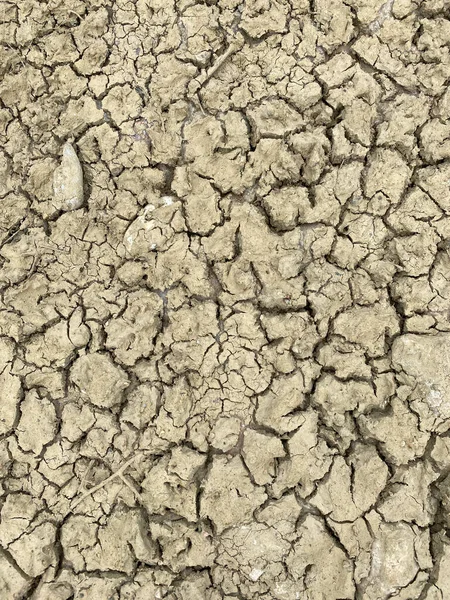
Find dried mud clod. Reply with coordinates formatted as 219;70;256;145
1;0;450;598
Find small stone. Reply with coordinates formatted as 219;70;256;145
53;142;84;211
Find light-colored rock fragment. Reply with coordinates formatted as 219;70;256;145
123;201;181;257
392;333;450;432
362;514;432;599
53;142;84;211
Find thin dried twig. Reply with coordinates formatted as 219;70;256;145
191;32;245;92
119;473;145;503
70;453;142;511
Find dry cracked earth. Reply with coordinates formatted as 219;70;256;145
2;0;450;598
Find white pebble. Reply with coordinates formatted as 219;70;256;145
249;568;265;581
53;142;84;211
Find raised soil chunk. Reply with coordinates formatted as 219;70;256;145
70;352;130;408
200;455;267;533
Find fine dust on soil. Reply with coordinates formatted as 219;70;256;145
1;0;450;599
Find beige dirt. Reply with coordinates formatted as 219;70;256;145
1;0;450;598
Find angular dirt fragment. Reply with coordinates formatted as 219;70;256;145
426;537;450;600
16;391;57;456
141;449;205;521
313;373;381;420
200;455;267;533
61;509;155;575
121;383;159;429
359;397;430;465
311;445;388;521
70;353;129;408
209;416;241;451
0;339;21;436
25;320;77;368
105;290;163;365
286;515;355;599
333;300;400;357
247;100;303;140
256;372;309;433
8;522;57;578
240;0;288;38
0;551;29;598
242;428;285;485
378;460;438;525
149;521;216;572
272;409;336;497
217;522;291;588
362;512;432;599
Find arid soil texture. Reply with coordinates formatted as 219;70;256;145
1;0;450;598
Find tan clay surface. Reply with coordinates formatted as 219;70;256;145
1;0;450;598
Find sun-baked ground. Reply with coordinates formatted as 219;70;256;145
2;0;450;598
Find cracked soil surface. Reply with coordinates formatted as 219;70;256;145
2;0;450;598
